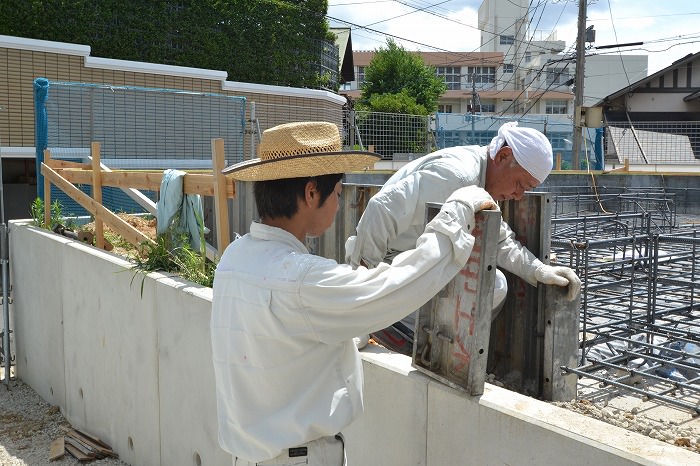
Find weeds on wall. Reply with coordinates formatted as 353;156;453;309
130;209;216;293
30;197;65;230
28;198;216;289
130;232;216;295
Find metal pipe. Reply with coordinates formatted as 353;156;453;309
2;223;9;384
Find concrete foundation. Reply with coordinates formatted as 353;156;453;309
6;220;698;466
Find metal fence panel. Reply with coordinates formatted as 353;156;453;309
605;121;700;165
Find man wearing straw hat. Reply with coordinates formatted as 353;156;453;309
211;121;498;465
347;121;581;354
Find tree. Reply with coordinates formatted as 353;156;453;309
355;39;445;157
0;0;334;89
358;38;446;114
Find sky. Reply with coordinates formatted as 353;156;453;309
327;0;700;76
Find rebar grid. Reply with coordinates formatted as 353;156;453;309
550;191;700;413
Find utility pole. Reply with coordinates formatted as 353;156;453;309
572;0;587;169
471;74;477;138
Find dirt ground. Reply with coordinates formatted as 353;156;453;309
81;214;157;258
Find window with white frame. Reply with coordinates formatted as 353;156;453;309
438;104;453;113
545;100;568;114
503;63;514;73
436;66;461;90
467;66;496;84
479;103;495;113
500;35;515;45
546;67;570;86
357;66;366;85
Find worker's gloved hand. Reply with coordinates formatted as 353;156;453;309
446;185;499;214
534;264;581;301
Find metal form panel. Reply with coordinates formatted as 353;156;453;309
542;285;579;401
307;183;382;263
412;205;500;395
489;192;578;401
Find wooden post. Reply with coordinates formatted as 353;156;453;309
556;153;562;170
212;138;231;255
91;142;104;249
43;149;52;227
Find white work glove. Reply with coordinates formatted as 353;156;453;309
445;185;499;215
344;235;356;265
534;264;581;301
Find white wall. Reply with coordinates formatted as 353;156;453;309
8;220;698;466
585;55;648;107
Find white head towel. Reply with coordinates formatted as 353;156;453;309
488;121;553;183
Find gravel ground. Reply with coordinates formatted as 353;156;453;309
0;378;127;466
553;398;700;454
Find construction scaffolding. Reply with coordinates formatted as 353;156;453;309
549;187;700;413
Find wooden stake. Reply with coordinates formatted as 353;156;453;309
43;149;52;227
212;138;231;255
91;142;105;250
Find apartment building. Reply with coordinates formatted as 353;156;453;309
343;0;646;120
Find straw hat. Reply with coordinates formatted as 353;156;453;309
223;121;380;181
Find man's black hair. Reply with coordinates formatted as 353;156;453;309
254;173;344;219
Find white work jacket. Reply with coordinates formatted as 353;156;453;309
211;187;482;462
349;145;542;285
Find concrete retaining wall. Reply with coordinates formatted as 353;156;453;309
8;220;697;466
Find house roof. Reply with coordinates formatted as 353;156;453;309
594;51;700;106
330;27;355;84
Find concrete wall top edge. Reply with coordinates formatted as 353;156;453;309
1;34;345;105
84;56;228;81
9;220;214;298
0;34;90;56
151;272;213;301
223;81;347;105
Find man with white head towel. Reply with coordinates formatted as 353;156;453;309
347;121;581;353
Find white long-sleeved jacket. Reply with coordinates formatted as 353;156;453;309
348;145;543;285
211;186;490;462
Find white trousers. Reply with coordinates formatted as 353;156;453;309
234;434;345;466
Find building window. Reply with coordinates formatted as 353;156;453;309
503;64;514;73
546;67;570;86
357;66;366;85
438;104;453;113
500;35;515;45
546;100;568;114
436;66;461;90
479;103;495;113
467;66;496;84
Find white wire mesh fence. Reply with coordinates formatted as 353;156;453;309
605;121;700;165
